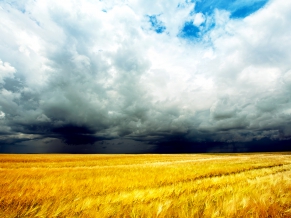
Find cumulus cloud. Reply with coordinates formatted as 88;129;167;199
0;59;15;84
0;0;291;152
193;13;205;26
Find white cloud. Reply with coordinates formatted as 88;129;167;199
0;111;5;119
193;12;205;26
0;59;15;83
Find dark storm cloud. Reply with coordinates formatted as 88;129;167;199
1;0;291;153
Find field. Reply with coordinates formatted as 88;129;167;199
1;153;291;217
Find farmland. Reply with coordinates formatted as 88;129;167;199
0;153;291;217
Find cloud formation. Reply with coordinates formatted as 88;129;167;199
1;0;291;152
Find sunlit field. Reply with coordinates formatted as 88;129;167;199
1;153;291;217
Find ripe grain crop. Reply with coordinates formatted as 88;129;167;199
0;153;291;217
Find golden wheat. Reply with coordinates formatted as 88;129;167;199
0;153;291;217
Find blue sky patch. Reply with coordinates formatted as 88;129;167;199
193;0;269;18
230;1;268;18
179;21;200;39
178;0;269;40
147;15;166;34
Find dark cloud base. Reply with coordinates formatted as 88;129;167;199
1;138;290;154
152;138;291;153
51;125;108;145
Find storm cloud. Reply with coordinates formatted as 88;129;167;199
1;0;291;153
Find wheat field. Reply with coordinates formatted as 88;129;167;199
0;153;291;217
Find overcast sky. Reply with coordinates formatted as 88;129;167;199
1;0;291;153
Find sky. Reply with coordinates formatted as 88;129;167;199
0;0;291;153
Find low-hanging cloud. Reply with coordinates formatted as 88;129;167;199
1;0;291;152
